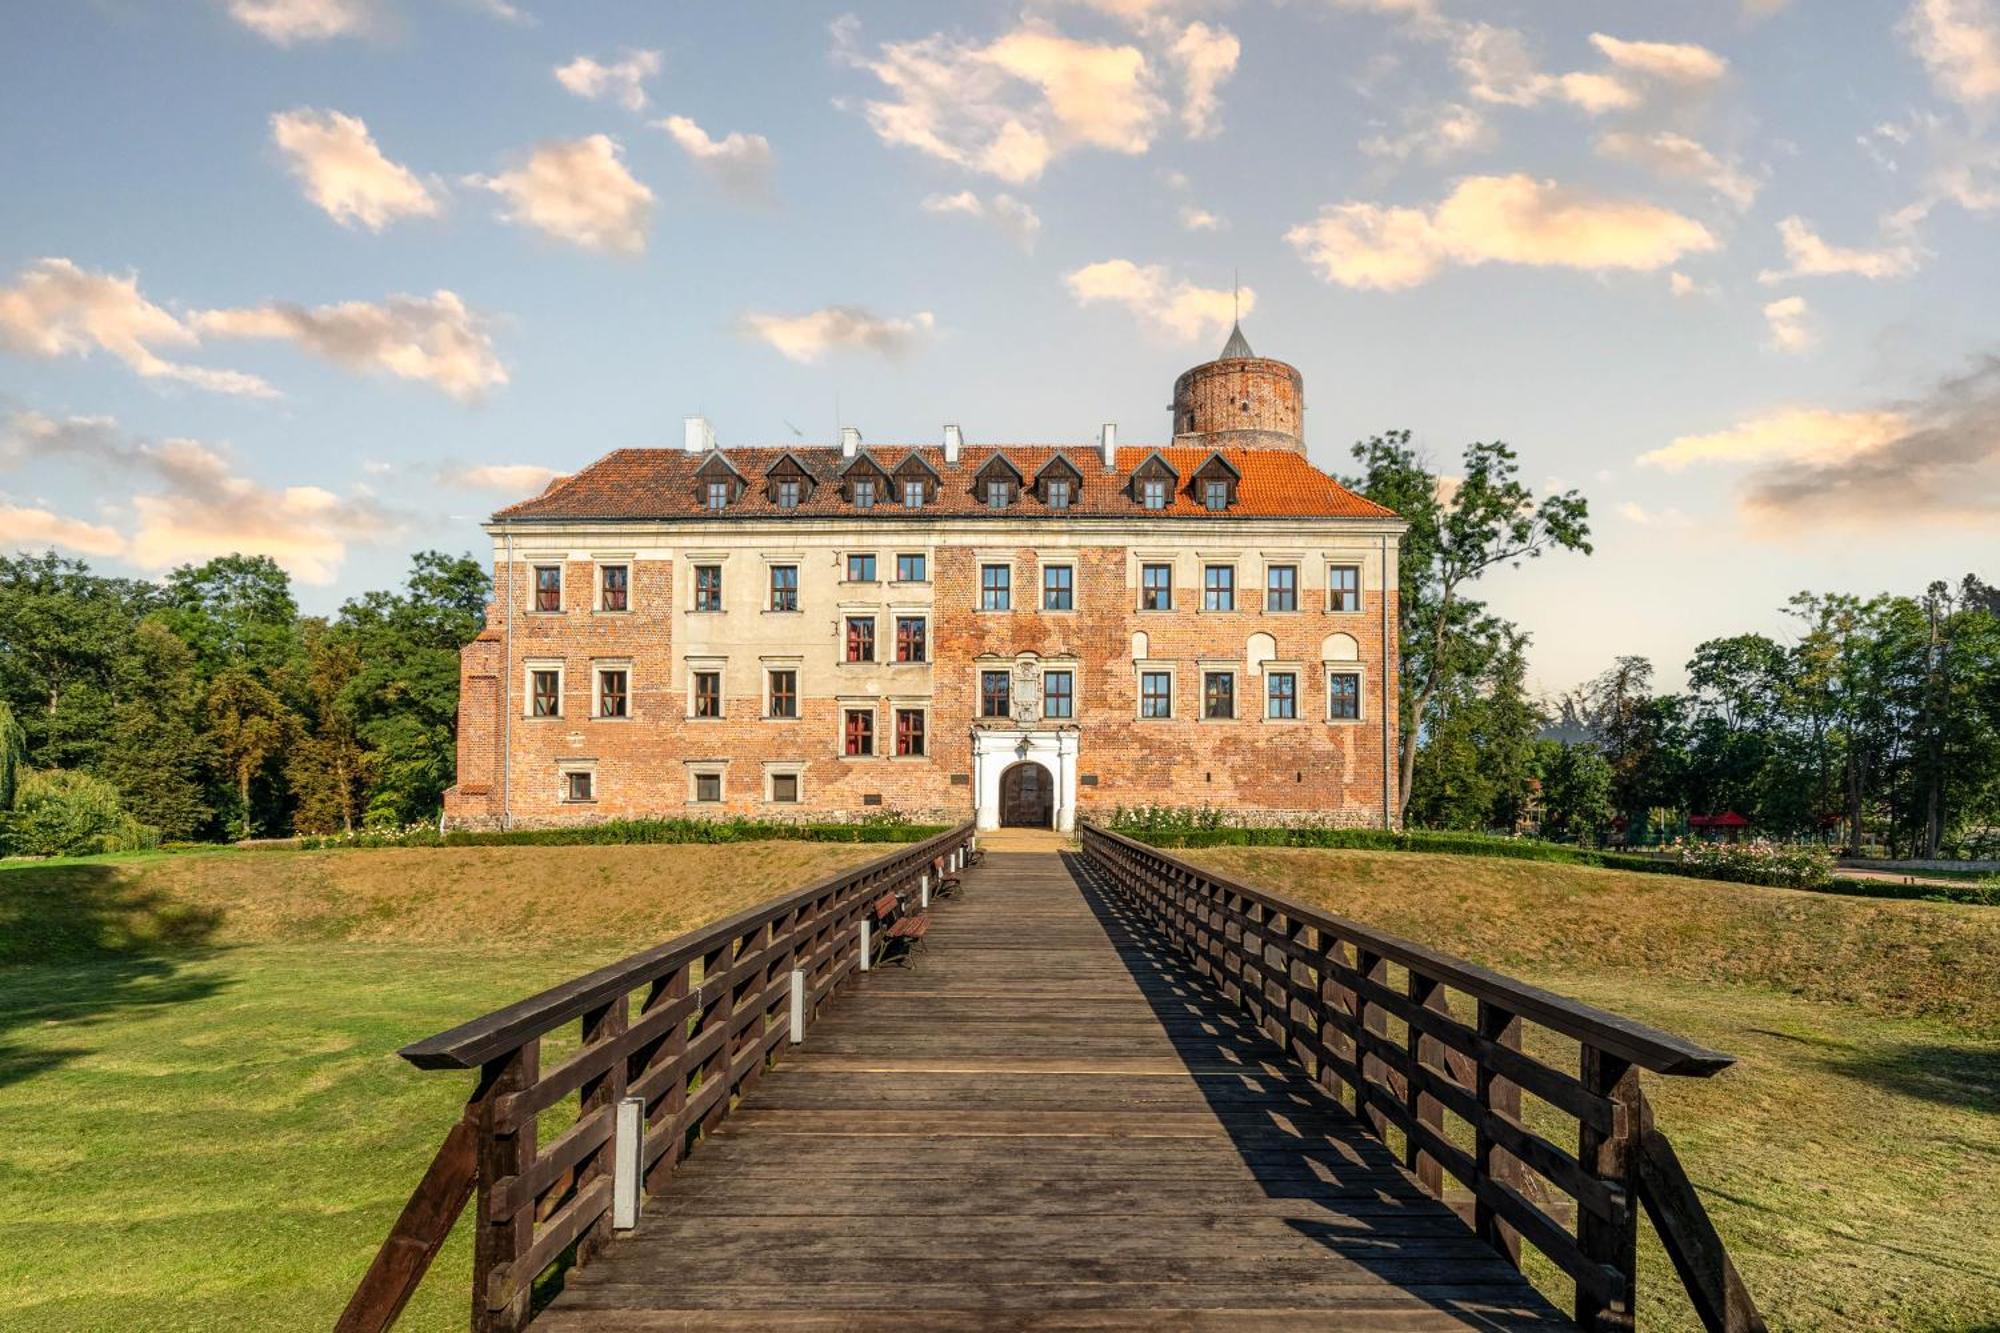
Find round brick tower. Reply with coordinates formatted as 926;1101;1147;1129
1170;321;1305;454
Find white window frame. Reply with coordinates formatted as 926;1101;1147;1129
1327;562;1364;614
1326;664;1367;724
594;557;634;614
837;696;880;759
690;556;727;613
684;760;729;805
1041;665;1077;721
892;611;929;664
528;559;565;615
979;562;1012;613
1200;666;1238;722
844;551;879;584
592;659;633;720
1263;561;1301;614
891;701;930;759
558;760;597;804
843;612;879;664
684;655;725;721
893;552;929;584
763;658;802;721
1201;562;1237;613
1264;664;1303;722
763;761;806;805
524;658;565;719
1135;661;1177;721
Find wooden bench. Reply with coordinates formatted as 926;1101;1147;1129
868;891;929;969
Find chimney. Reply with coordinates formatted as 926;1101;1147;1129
1099;422;1118;470
840;425;862;458
683;415;715;454
943;423;963;464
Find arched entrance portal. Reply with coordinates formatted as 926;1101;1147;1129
998;761;1054;828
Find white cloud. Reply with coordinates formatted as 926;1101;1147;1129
836;17;1166;183
1451;24;1637;113
0;500;127;557
1063;259;1249;341
1285;174;1717;291
468;135;653;254
1179;204;1224;230
1639;407;1908;470
921;190;1043;247
443;463;565;492
1903;0;2000;106
1;409;396;582
1588;34;1728;85
1757;215;1921;282
193;290;507;400
271;108;440;231
1762;295;1815;353
0;257;276;398
1167;21;1239;139
554;49;662;113
1616;500;1693;528
1596;131;1759;209
656;115;776;204
740;307;936;363
225;0;375;45
1360;103;1494;163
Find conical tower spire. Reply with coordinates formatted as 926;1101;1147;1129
1218;320;1254;360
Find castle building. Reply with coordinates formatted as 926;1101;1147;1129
445;326;1405;833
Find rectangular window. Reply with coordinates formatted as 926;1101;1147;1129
986;481;1011;509
852;479;875;509
564;770;594;803
1266;565;1297;612
980;670;1011;718
769;564;798;612
693;671;721;719
1329;564;1361;613
598;668;629;719
980;563;1011;611
1042;564;1073;611
902;479;925;508
1203;565;1235;611
1044;669;1073;719
844;708;874;756
1329;671;1361;720
1267;671;1298;720
846;552;876;582
1203;671;1234;720
1140;671;1173;719
1141;478;1169;510
774;479;801;510
896;553;926;583
694;564;722;612
895;708;926;757
845;616;876;663
1204;479;1229;511
534;565;561;612
694;772;722;803
768;669;797;719
600;564;629;611
1045;479;1072;510
705;480;729;511
531;669;561;718
1141;563;1172;611
771;772;800;803
895;616;927;663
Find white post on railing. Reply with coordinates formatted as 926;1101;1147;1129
612;1095;643;1230
859;918;872;971
920;872;930;909
789;968;806;1043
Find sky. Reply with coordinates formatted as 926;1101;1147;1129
2;0;1997;694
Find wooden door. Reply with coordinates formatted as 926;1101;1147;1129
1000;763;1052;827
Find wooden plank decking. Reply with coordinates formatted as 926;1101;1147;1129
536;844;1571;1330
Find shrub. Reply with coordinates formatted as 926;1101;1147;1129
292;816;950;851
1666;837;1834;889
2;769;160;858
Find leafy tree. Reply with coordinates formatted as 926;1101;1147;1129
1344;433;1591;823
162;554;300;679
1535;740;1615;846
1409;627;1545;830
3;768;157;857
0;698;23;811
205;666;294;840
286;623;373;835
0;552;158;769
99;620;214;840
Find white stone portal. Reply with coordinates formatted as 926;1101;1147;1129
970;727;1080;832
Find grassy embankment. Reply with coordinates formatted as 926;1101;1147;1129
1182;846;2000;1333
0;842;881;1332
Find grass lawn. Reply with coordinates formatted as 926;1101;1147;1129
1184;846;2000;1333
0;841;882;1332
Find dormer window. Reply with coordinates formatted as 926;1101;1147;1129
775;479;801;510
1142;479;1168;510
763;453;815;511
1192;451;1240;512
694;451;747;511
1130;451;1180;512
853;479;875;509
893;453;939;509
1032;454;1082;513
974;455;1024;512
1046;479;1072;510
1204;480;1228;511
903;480;924;508
986;480;1011;509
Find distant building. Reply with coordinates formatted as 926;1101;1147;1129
446;326;1406;832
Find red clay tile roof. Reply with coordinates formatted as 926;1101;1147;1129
495;445;1398;521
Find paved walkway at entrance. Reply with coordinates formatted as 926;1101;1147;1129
537;849;1569;1330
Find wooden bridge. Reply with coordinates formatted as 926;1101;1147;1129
339;824;1764;1332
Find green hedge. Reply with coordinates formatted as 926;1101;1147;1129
1104;821;1999;906
293;817;951;851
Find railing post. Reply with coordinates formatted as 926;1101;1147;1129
641;962;690;1193
1406;972;1445;1198
577;993;629;1261
1474;999;1524;1266
471;1040;538;1333
1578;1045;1641;1330
1354;948;1390;1141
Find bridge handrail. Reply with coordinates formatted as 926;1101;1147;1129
336;821;977;1333
1079;821;1765;1333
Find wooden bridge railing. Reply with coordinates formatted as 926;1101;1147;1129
1080;823;1765;1333
335;822;977;1333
